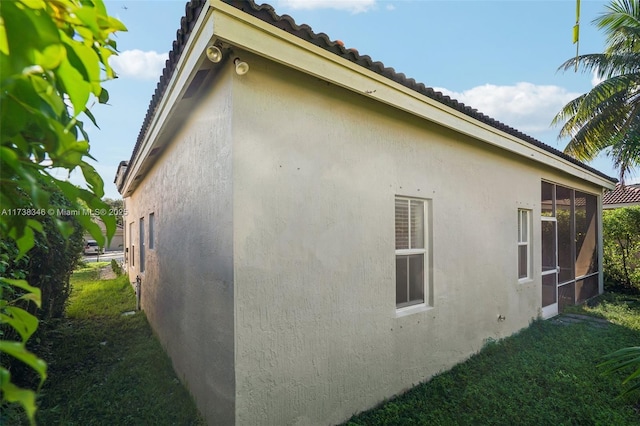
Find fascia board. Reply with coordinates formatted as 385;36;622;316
122;2;215;196
212;1;615;190
603;203;640;209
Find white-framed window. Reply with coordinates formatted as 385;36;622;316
149;212;155;250
518;209;531;281
139;217;145;273
395;197;428;308
129;222;135;267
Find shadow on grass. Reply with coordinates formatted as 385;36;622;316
30;273;204;426
345;294;640;425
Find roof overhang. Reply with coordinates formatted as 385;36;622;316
120;0;616;196
120;1;217;196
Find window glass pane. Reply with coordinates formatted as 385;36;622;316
410;200;424;249
541;220;556;272
139;218;145;273
409;254;424;302
149;213;155;249
129;222;134;267
519;210;528;243
396;256;408;304
556;186;574;283
541;182;554;217
518;245;528;279
575;192;598;277
395;199;409;250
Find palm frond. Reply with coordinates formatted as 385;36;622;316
609;113;640;183
555;0;640;182
558;53;640;77
599;345;640;397
595;0;640;34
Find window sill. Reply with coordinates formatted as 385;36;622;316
518;277;533;285
395;303;431;318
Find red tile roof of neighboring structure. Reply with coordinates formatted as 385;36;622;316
123;0;617;186
603;184;640;206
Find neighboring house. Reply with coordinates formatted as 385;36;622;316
603;183;640;209
83;218;124;252
114;1;616;424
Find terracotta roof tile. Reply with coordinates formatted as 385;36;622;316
603;184;640;206
122;0;617;189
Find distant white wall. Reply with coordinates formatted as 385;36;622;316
230;52;602;425
124;66;236;424
83;229;123;251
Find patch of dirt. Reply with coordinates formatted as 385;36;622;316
99;266;117;280
550;313;610;328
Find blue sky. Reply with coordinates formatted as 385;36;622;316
68;0;637;199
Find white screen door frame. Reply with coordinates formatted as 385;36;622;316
541;216;558;318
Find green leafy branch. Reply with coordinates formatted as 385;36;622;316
0;278;46;425
1;0;126;250
599;346;640;397
0;0;126;422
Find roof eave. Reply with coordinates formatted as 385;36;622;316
213;0;616;189
120;1;215;196
122;0;617;196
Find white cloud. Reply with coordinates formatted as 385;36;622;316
435;82;580;133
276;0;376;13
109;49;168;80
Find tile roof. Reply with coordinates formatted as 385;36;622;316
603;184;640;206
122;0;617;187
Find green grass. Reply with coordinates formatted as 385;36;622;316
345;294;640;426
29;266;204;425
8;269;640;425
568;293;640;330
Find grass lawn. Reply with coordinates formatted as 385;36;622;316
345;293;640;425
26;262;204;425
7;265;640;425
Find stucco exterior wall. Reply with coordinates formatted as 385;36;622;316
230;53;602;425
125;67;236;424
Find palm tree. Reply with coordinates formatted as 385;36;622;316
552;0;640;183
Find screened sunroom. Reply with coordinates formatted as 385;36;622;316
541;181;600;318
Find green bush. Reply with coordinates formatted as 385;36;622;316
1;191;83;415
111;259;123;276
603;207;640;293
1;191;84;321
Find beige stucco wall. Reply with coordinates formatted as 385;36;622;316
125;67;236;424
123;45;604;424
230;53;603;425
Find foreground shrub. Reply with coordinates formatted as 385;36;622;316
111;259;123;276
1;196;84;320
1;191;84;401
603;207;640;293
